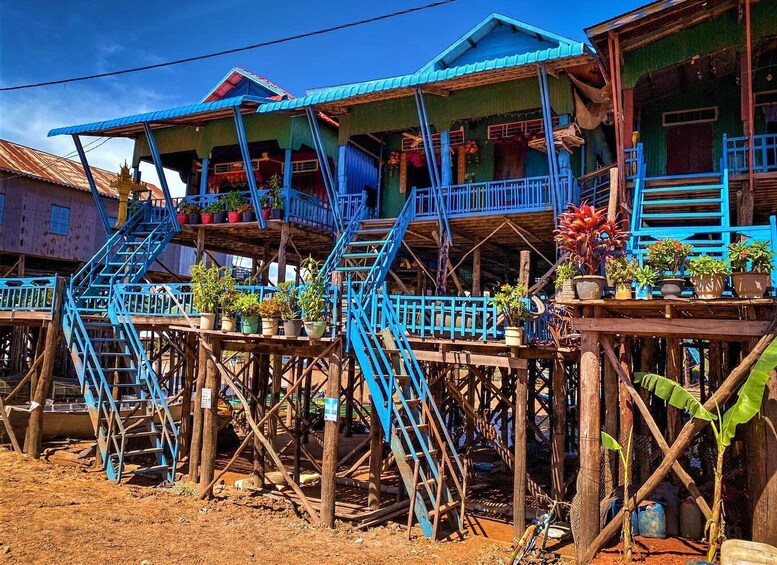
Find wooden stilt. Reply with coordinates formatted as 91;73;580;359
321;337;343;528
188;337;208;482
747;368;777;545
25;277;64;458
551;354;566;500
666;337;682;444
618;338;633;485
270;354;282;449
199;335;222;498
603;343;618;494
345;358;355;437
578;330;601;555
513;362;529;540
277;222;289;284
179;333;196;458
368;397;383;511
253;354;270;485
472;247;482;297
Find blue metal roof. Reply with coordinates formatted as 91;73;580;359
48;96;267;137
258;42;586;114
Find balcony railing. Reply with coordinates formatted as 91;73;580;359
284;188;333;232
386;294;500;341
414;175;570;220
724;133;777;174
114;283;277;317
0;277;57;313
338;192;376;223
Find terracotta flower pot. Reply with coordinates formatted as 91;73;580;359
660;277;686;299
614;282;632;300
574;275;606;300
201;213;214;224
504;326;525;347
177;213;189;225
227;211;241;223
555;279;575;303
731;271;770;299
261;208;272;221
691;274;725;299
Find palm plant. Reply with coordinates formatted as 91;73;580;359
633;336;777;561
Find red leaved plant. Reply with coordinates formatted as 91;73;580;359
554;203;628;275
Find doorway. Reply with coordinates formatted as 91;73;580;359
666;123;714;175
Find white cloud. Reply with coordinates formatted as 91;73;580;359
0;84;187;196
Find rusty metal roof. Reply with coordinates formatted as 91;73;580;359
0;138;163;199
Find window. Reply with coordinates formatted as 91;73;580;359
0;194;4;224
401;129;465;152
487;117;557;141
50;205;70;235
662;107;718;127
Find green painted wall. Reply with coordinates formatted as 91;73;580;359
622;2;777;88
339;74;574;142
380;136;406;217
639;75;741;176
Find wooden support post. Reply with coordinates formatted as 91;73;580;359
195;229;205;264
603;344;618;494
578;331;601;555
747;369;777;545
513;361;529;540
519;250;531;289
666;337;682;444
466;369;476;476
277;222;289;284
551;355;567;500
472;247;482;297
254;354;270;485
608;167;619;222
344;358;355;437
321;337;343;528
25;277;64;458
368;396;383;511
178;333;196;458
270;354;282;449
199;335;222;498
188;337;208;482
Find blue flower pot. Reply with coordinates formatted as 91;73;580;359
241;315;259;334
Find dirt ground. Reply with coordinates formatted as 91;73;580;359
0;449;508;565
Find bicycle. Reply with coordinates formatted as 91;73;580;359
510;501;560;564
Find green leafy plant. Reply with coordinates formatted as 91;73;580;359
203;199;225;214
257;294;284;319
268;174;283;209
555;261;577;289
687;255;729;277
298;257;327;321
238;202;255;214
234;292;262;317
492;283;531;327
276;281;299;320
554;203;628;275
219;269;238;316
646;239;692;277
728;240;774;273
178;201;201;215
601;430;634;563
190;262;222;313
605;256;638;284
634;336;777;562
634;265;659;287
223;191;246;212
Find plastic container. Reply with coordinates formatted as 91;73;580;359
720;539;777;565
636;502;666;538
679;497;704;539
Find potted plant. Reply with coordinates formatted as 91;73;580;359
554;203;628;300
219;270;238;332
554;261;577;302
269;174;283;220
212;198;227;223
235;292;261;334
634;265;659;300
190;261;221;330
257;294;283;337
177;201;191;225
202;200;222;224
298;257;328;339
240;202;255;223
605;256;637;300
259;196;272;222
493;282;531;346
728;240;774;298
646;239;692;298
688;255;729;299
187;203;202;225
224;191;246;223
277;281;302;337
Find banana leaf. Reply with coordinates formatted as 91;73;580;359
634;372;715;421
719;337;777;447
601;431;622;452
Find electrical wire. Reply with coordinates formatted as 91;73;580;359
0;1;456;92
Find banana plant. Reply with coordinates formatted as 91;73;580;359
634;336;776;562
601;429;634;563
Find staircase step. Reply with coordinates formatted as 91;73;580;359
335;266;371;272
347;240;387;247
130;464;171;476
123;430;160;439
405;448;438;461
356;228;391;235
398;398;422;408
123;447;163;457
642;198;723;207
641;212;724;219
642;185;722;194
403;423;429;434
342;252;380;259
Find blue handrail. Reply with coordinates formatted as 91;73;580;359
725;133;777;174
0;277;57;312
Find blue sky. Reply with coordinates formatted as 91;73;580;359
0;0;642;192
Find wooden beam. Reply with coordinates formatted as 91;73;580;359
321;338;343;528
368;398;383;511
472;248;481;297
198;335;222;498
513;365;528;539
572;318;770;338
578;330;601;556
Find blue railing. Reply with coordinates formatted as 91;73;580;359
577;166;613;208
387;294;500;341
724;133;777;174
114;283;277;317
624;144;644;181
0;277;56;312
284;187;333;231
338;192;376;223
414;175;561;219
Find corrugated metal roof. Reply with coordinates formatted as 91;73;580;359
201;67;293;102
47;96;266;137
0;138;163;199
257;43;586;114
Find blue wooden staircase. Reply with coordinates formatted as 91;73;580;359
62;201;179;482
629;165;732;262
331;194;466;538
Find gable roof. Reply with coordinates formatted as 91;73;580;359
420;13;584;72
0;138;163;199
201;67;292;103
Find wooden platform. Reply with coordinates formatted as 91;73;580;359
0;311;52;326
